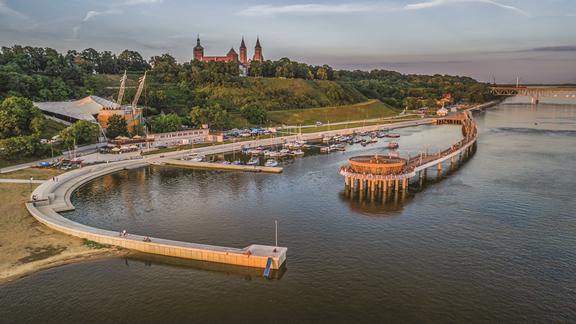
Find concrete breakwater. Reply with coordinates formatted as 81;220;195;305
26;160;287;270
160;160;283;173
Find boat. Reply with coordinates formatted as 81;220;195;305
265;159;278;167
248;157;259;166
233;159;244;165
191;155;204;162
280;149;290;154
353;138;361;143
70;157;84;163
322;136;332;142
291;150;305;155
388;142;399;148
369;138;378;143
220;160;231;164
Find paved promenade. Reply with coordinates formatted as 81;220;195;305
26;159;287;270
0;179;47;184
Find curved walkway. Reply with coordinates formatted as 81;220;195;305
26;159;286;270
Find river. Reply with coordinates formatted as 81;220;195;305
1;97;575;323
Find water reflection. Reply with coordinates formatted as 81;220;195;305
124;252;287;281
337;145;477;216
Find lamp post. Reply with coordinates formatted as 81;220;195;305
438;145;442;156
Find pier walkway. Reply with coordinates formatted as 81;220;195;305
26;159;287;270
338;110;478;192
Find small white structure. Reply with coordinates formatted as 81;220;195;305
146;129;210;148
437;107;448;116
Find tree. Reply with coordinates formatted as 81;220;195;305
188;106;210;127
59;120;101;146
316;68;328;80
106;114;129;139
425;97;438;109
188;104;231;129
151;113;181;133
0;135;53;160
241;104;267;124
30;117;47;135
131;123;146;137
0;96;44;139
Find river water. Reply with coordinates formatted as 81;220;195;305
1;97;575;323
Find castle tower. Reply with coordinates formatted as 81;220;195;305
253;36;263;62
193;35;204;61
239;36;247;65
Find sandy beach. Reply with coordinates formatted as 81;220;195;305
0;169;129;286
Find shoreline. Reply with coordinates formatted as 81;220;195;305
0;248;131;286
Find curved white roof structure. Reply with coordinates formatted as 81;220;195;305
34;96;117;122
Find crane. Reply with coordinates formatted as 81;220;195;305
131;71;147;125
116;70;127;108
131;71;146;107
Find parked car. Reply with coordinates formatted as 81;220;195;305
157;145;167;149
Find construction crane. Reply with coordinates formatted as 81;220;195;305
131;71;146;107
130;71;147;126
116;70;127;108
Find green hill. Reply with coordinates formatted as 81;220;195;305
93;75;369;112
268;100;396;126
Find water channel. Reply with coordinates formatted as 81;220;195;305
1;97;575;323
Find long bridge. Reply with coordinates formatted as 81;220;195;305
490;86;576;103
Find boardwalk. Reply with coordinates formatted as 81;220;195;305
338;110;478;193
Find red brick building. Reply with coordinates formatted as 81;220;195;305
193;35;263;68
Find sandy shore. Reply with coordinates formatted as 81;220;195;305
0;169;130;286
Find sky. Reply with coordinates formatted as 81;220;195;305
0;0;575;84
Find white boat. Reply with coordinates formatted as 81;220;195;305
265;159;278;167
322;136;332;142
248;157;259;165
191;156;204;162
280;149;290;154
269;151;278;157
291;150;305;155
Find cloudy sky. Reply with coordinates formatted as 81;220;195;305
1;0;575;83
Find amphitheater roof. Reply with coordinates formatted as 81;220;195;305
34;96;116;122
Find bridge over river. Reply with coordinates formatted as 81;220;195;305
490;86;576;103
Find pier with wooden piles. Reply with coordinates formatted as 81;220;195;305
338;111;478;196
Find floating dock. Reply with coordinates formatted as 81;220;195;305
162;160;283;173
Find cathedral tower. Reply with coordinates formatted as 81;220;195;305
239;36;247;65
193;35;204;61
253;36;263;62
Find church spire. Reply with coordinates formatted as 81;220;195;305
255;36;261;48
240;36;246;49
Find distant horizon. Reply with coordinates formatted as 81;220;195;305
1;0;574;84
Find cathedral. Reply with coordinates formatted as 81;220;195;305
193;35;263;75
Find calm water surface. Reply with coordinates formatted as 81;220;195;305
1;98;575;323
